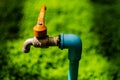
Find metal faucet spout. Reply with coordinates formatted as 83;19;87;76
22;38;33;53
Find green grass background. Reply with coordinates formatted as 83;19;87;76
0;0;120;80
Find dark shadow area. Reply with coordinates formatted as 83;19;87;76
90;0;120;79
0;0;23;40
91;0;115;5
0;0;44;79
0;0;35;79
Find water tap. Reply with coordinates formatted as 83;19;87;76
22;6;60;53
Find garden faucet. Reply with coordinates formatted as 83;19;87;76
22;6;59;53
22;6;82;80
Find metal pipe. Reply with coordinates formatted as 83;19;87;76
59;33;82;80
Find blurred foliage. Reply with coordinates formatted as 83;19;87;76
0;0;120;80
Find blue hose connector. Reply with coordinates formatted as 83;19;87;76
60;33;82;80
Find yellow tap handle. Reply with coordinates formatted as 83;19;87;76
37;6;46;26
33;6;47;38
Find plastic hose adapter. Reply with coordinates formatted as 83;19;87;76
60;33;82;61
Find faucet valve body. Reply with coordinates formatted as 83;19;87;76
33;36;59;48
22;36;59;53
